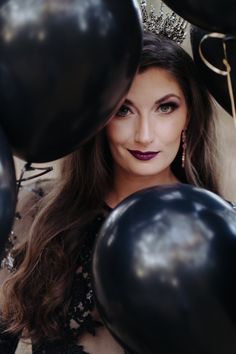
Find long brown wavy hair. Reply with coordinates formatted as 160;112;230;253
1;32;220;344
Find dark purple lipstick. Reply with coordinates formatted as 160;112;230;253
128;149;159;161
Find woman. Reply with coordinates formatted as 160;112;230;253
0;31;219;354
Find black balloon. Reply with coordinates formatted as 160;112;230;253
0;126;16;257
93;184;236;354
163;0;236;34
0;0;142;162
191;26;236;117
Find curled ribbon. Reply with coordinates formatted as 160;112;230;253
16;162;53;194
199;32;236;126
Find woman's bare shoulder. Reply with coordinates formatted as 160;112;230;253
11;179;54;243
0;179;54;279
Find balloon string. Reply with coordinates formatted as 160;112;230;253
199;32;236;126
222;42;236;127
16;162;53;195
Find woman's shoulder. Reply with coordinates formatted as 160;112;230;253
12;178;54;238
17;178;54;210
1;179;54;273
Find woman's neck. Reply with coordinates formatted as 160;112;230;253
106;168;180;209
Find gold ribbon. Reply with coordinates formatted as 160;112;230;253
199;32;236;126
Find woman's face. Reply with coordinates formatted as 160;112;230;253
106;67;188;181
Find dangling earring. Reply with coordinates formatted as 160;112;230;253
181;129;187;168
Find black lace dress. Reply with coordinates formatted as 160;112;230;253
0;181;125;354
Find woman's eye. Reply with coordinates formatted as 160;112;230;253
158;102;178;114
116;105;132;117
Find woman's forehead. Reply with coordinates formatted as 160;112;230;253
126;67;185;102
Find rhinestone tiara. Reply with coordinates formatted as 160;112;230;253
140;0;188;45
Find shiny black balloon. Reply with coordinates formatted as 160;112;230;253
191;26;236;117
163;0;236;34
0;0;142;162
93;184;236;354
0;126;16;257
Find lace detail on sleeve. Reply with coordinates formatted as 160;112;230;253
64;216;105;341
33;341;89;354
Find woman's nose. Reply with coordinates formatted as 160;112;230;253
135;115;154;145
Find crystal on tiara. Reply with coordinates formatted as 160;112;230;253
140;0;188;44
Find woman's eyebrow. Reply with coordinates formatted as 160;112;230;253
155;94;181;104
123;94;181;107
123;98;134;106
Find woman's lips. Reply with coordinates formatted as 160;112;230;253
128;149;159;161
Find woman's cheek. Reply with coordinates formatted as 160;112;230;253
107;120;132;144
157;120;185;144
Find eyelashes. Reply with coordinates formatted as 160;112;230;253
115;104;132;118
115;101;179;118
157;102;179;114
